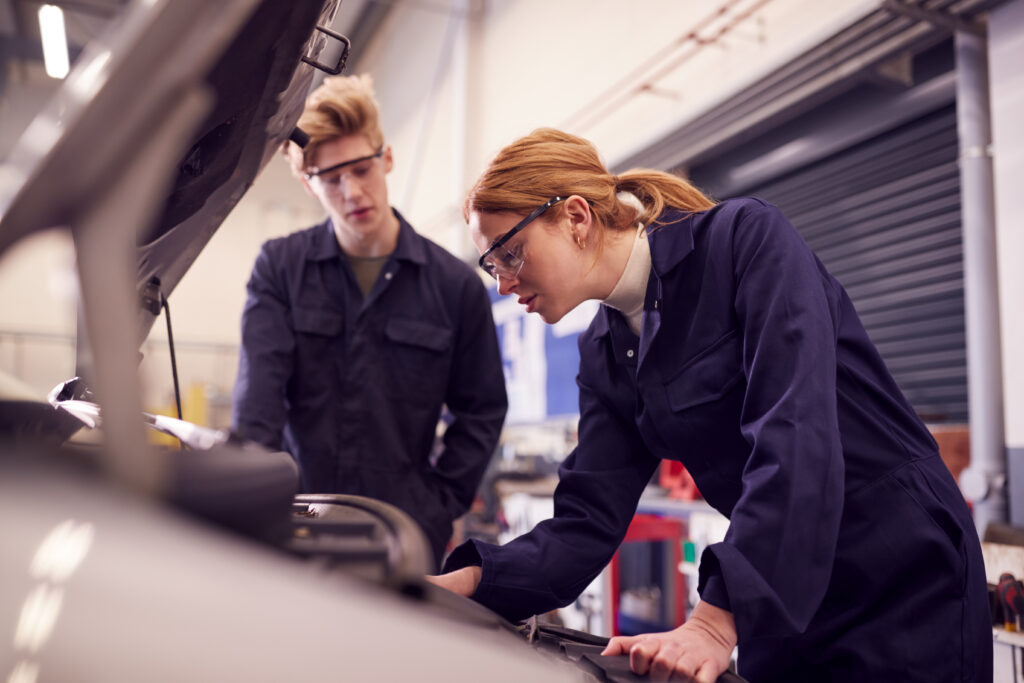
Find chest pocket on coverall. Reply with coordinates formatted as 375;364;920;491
660;328;746;477
291;307;344;403
384;318;453;403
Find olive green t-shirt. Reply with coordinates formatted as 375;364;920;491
345;253;390;298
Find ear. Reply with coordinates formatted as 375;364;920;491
564;195;593;241
383;144;395;174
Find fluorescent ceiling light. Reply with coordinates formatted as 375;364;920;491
38;5;70;79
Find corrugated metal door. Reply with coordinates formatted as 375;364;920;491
734;106;966;422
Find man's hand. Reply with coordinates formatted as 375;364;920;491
601;601;736;682
424;565;482;597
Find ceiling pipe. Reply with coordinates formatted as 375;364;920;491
561;0;773;133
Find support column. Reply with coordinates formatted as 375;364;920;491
954;30;1007;533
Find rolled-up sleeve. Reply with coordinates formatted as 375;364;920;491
231;243;295;451
698;202;845;642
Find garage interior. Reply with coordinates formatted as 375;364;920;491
1;0;1023;680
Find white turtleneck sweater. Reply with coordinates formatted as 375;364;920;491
602;194;651;336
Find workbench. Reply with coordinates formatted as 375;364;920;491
994;627;1024;682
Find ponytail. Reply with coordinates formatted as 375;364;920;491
467;128;715;236
614;168;715;228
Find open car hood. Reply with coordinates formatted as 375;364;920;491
0;0;346;482
0;0;342;347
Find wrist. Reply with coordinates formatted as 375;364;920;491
687;600;738;650
465;565;482;595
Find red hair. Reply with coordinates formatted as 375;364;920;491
466;128;715;234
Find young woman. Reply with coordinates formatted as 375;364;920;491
427;128;991;683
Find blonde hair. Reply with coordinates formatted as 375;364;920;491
465;128;715;234
284;74;384;174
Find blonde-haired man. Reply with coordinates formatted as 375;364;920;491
232;75;507;568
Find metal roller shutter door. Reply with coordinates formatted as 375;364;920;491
734;105;966;423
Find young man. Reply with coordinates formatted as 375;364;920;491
232;75;508;569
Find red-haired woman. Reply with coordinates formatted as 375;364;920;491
428;128;991;683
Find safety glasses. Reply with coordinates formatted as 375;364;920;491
304;148;384;194
478;196;566;280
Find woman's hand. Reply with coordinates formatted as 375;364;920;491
424;565;482;597
601;601;736;682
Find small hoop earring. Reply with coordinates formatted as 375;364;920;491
575;234;586;250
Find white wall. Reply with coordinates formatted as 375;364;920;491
0;229;78;396
990;0;1024;451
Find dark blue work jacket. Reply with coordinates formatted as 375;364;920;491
232;211;507;567
445;198;990;681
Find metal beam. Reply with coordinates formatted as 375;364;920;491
884;0;985;36
613;0;997;173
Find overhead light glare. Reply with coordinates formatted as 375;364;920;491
38;5;70;79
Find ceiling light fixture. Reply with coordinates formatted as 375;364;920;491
38;5;70;79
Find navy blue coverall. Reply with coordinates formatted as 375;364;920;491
232;211;508;567
444;198;991;681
